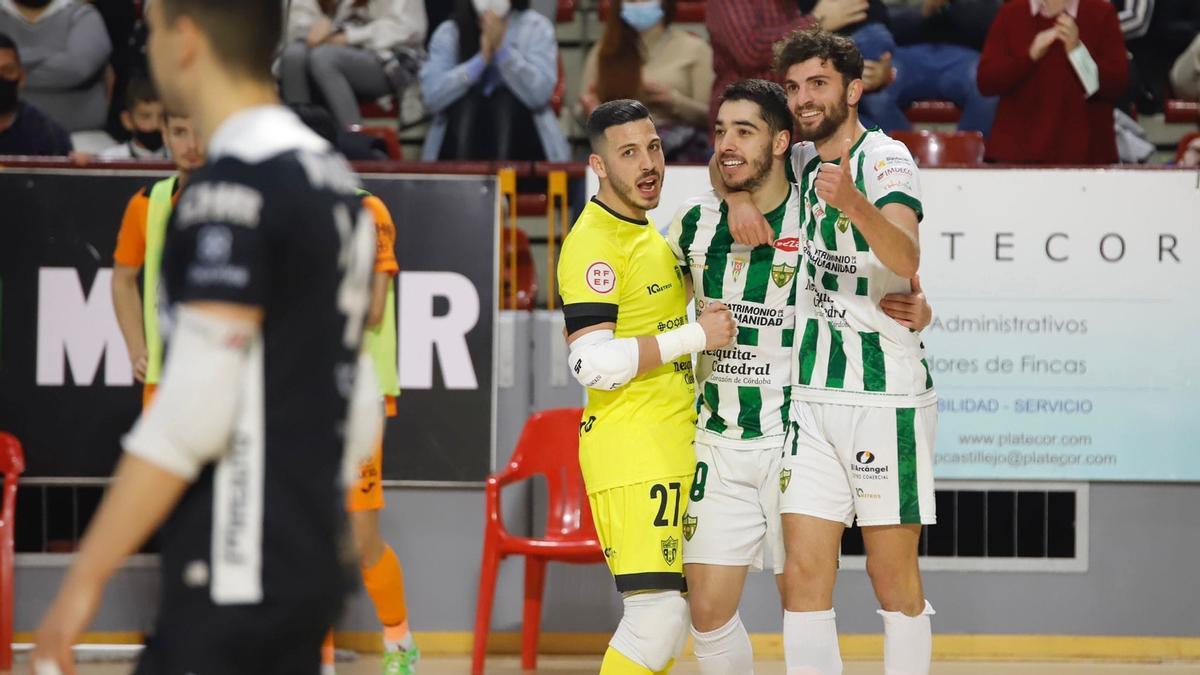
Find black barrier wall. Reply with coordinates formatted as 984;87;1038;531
0;169;497;482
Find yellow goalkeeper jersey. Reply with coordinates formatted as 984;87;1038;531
557;197;698;494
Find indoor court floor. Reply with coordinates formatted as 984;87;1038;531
17;656;1200;674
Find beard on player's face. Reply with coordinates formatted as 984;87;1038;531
608;166;662;213
722;141;775;194
793;94;851;144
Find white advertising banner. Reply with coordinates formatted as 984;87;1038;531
590;167;1200;480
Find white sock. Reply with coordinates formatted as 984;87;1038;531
878;600;935;675
692;612;754;675
384;631;416;653
783;608;842;675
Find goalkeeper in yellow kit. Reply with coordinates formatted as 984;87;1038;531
557;99;737;674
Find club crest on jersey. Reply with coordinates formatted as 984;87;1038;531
772;262;797;288
661;536;679;565
836;212;851;234
731;257;747;281
780;468;792;493
682;514;698;541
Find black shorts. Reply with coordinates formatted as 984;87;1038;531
133;594;342;675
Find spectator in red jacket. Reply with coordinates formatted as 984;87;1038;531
978;0;1128;164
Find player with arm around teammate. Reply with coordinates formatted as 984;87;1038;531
556;99;736;674
672;78;932;674
719;28;939;675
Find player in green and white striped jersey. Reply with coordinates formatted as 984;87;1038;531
723;30;939;675
667;80;932;674
666;79;796;675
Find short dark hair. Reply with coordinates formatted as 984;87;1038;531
587;99;652;151
124;75;159;112
773;27;863;87
159;0;281;81
720;79;792;140
0;32;18;63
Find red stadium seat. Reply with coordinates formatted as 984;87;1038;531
1177;132;1200;164
516;193;548;217
890;130;985;167
597;0;707;23
557;0;576;22
1164;99;1200;125
352;125;403;160
905;100;962;124
471;409;604;674
359;99;398;122
551;53;566;117
500;226;538;310
0;433;24;673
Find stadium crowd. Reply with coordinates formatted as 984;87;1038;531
0;0;1197;164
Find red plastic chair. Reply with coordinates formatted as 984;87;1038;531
352;125;403;160
500;227;538;310
0;433;24;672
890;130;985;167
359;99;398;122
471;408;604;675
550;53;566;117
1177;132;1200;164
904;100;962;124
556;0;576;22
1165;99;1199;125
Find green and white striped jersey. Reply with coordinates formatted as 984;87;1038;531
667;187;802;448
789;130;937;408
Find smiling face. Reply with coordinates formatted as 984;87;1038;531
591;117;666;214
714;98;778;194
783;58;860;144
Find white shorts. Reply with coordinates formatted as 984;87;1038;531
780;401;937;528
681;437;785;574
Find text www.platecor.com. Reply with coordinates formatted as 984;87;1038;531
938;433;1115;468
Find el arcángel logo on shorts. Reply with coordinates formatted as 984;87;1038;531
779;468;792;493
853;451;889;479
661;537;679;566
682;514;698;541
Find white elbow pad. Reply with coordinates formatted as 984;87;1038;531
342;351;384;486
568;329;640;391
123;307;258;480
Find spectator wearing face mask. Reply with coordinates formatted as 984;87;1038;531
98;75;168;160
419;0;569;161
280;0;427;129
0;0;112;132
0;31;71;155
579;0;714;162
978;0;1128;164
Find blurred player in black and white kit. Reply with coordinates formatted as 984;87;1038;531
31;1;381;674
